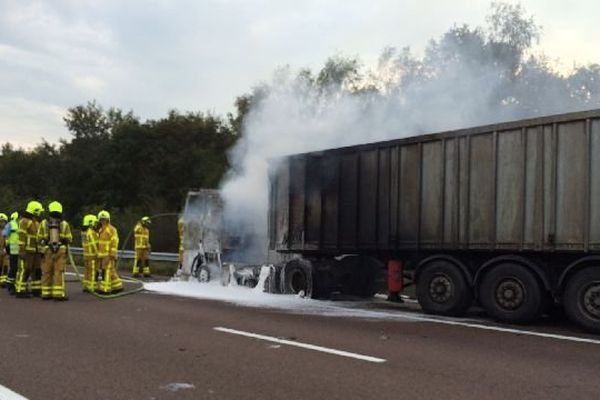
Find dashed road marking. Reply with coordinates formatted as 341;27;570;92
0;384;28;400
214;326;386;363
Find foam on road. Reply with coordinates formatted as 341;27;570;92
144;280;600;345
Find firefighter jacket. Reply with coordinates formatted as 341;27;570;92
18;216;39;254
134;222;150;250
178;218;184;252
97;223;119;259
82;227;99;259
37;219;72;254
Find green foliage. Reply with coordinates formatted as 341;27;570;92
0;103;239;251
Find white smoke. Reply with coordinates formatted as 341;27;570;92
219;3;600;262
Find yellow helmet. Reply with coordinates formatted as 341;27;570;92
48;201;63;215
83;214;97;227
141;216;151;225
26;200;44;216
10;211;18;221
98;210;110;221
0;213;7;222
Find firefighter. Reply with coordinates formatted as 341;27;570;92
178;216;184;270
132;216;151;278
5;212;20;294
37;201;72;300
97;210;123;294
15;201;43;298
81;214;98;293
0;213;8;287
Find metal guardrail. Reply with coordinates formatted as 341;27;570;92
70;247;179;262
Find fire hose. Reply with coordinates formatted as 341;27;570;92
65;212;180;300
67;249;145;299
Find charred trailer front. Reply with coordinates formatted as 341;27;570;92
268;109;600;333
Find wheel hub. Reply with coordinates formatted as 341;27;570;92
495;279;525;310
582;283;600;319
429;275;453;303
199;268;209;283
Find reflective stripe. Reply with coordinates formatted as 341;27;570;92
18;218;37;252
97;225;118;258
15;260;26;293
101;261;112;293
134;223;150;249
89;260;96;292
83;228;99;257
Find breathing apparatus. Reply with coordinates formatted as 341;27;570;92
48;201;63;253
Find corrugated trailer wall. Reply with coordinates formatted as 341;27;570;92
269;110;600;254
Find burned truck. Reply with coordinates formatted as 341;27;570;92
178;189;274;289
268;109;600;333
182;109;600;333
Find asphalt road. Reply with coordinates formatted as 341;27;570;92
1;281;599;400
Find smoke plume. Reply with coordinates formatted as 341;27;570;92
220;2;600;262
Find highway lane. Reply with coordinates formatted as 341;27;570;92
0;281;599;400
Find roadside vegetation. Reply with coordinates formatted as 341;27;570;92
1;2;599;253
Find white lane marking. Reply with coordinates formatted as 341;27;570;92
0;384;28;400
399;314;600;345
214;327;386;363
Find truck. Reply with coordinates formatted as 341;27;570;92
267;108;600;333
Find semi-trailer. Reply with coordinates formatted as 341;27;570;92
267;109;600;333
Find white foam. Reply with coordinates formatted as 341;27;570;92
143;281;600;345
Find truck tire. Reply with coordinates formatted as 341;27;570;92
479;263;543;324
280;260;313;298
416;261;472;316
563;268;600;333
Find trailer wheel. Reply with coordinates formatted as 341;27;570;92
416;261;472;316
281;260;313;298
563;268;600;333
479;263;543;324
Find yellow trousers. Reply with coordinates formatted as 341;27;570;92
83;257;97;292
42;250;66;299
0;253;8;285
133;248;150;276
99;257;123;293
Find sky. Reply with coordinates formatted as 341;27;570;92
0;0;598;148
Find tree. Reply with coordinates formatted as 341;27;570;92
63;100;111;140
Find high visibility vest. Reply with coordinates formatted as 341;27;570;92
134;223;150;249
97;224;118;258
37;219;72;253
18;217;39;253
7;220;19;254
82;227;98;258
178;218;184;251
